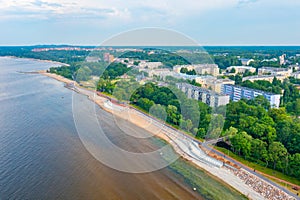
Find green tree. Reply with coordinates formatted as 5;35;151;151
295;99;300;117
268;142;288;170
181;119;193;132
137;98;154;111
230;131;252;158
76;66;92;81
223;126;238;137
150;104;166;120
251;139;268;161
166;105;181;125
288;153;300;178
196;128;206;139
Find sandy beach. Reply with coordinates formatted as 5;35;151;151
38;71;297;200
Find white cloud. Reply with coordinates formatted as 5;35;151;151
0;0;241;21
0;0;298;24
0;0;130;21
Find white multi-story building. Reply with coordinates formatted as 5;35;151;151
177;83;230;107
222;84;281;108
242;75;286;83
279;54;286;65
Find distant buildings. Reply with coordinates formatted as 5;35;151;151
103;53;115;63
242;75;286;83
222;84;281;108
239;58;254;66
279;54;286;65
85;56;101;63
203;79;235;93
262;58;278;62
138;61;163;69
31;47;105;52
136;61;172;79
226;66;256;74
176;83;230;107
173;64;219;76
139;68;174;78
193;75;216;85
258;67;292;78
292;72;300;79
193;76;235;93
245;66;293;83
173;65;194;73
172;73;199;81
289;65;300;71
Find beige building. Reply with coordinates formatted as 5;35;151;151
204;79;235;93
173;64;219;76
173;65;195;73
194;75;216;85
194;76;235;93
258;67;292;78
139;68;173;78
226;66;256;74
103;53;115;63
139;61;163;69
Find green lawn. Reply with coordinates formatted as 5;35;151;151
168;156;248;200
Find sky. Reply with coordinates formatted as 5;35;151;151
0;0;300;46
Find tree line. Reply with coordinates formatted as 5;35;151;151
225;98;300;179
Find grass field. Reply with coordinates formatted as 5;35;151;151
168;158;248;200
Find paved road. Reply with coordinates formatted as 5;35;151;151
201;143;299;199
75;87;299;199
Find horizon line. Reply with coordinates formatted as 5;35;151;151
1;44;300;47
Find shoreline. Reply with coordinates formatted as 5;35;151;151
1;56;70;66
39;71;268;200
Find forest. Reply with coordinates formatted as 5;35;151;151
225;99;300;179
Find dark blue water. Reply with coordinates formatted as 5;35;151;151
0;57;204;200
